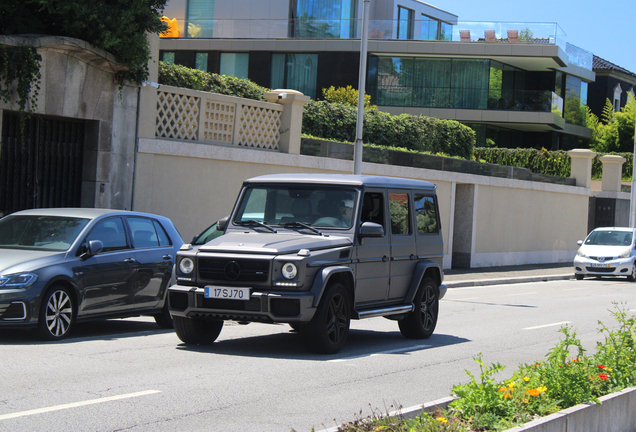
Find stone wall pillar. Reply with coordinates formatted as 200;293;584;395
600;154;626;192
568;149;597;188
263;89;310;154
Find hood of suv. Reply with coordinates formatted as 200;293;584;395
199;232;352;254
0;248;67;274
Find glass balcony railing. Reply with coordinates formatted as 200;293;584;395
565;43;593;70
161;18;566;51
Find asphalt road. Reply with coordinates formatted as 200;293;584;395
1;277;635;432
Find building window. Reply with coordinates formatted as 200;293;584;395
614;84;623;112
294;0;357;38
564;75;585;126
195;52;208;72
397;6;413;40
420;15;452;41
187;0;215;37
271;53;318;99
220;53;249;79
162;52;175;64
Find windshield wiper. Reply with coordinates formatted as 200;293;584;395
236;220;277;233
281;221;323;236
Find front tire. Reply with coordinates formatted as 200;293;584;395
399;277;439;339
173;316;223;345
153;299;174;329
575;274;584;280
300;282;351;354
627;263;636;282
37;285;75;341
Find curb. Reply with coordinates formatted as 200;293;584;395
444;274;573;289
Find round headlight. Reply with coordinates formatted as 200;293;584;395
282;263;297;279
179;258;194;274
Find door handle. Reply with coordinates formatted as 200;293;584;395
124;258;136;264
382;256;388;262
162;255;172;260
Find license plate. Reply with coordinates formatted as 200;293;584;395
591;263;610;268
205;286;251;300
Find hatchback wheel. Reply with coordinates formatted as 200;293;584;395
37;285;75;341
628;263;636;282
575;274;584;280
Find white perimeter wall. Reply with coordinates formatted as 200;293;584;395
133;138;590;269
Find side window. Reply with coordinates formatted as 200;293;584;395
414;194;439;234
86;217;128;252
127;217;160;249
152;220;172;246
361;192;385;227
389;192;410;235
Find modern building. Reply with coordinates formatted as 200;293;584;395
161;1;595;149
588;55;636;118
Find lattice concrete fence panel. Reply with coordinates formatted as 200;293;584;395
155;85;283;150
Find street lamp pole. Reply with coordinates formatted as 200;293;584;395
353;0;370;175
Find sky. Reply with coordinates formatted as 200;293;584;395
441;0;636;74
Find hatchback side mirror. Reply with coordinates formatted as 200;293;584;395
80;240;103;260
359;222;384;238
577;240;583;246
218;216;229;231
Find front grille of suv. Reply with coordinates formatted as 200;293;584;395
198;258;270;283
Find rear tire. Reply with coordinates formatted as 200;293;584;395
399;277;438;339
173;316;223;345
153;300;174;329
300;282;351;354
36;285;75;341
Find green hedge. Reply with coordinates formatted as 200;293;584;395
474;148;634;180
302;100;475;159
158;62;268;101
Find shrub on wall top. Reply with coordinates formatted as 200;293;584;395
158;62;268;101
302;100;476;159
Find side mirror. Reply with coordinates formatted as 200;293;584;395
359;222;384;238
577;240;583;246
80;240;103;260
217;216;229;231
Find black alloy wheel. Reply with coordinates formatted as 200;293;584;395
399;277;439;339
301;282;351;354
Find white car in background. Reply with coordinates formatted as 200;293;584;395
573;227;636;281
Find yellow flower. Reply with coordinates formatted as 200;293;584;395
509;382;515;390
523;377;530;382
436;417;448;423
607;367;613;372
538;386;547;393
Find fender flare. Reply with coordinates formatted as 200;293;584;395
309;266;354;307
405;260;443;303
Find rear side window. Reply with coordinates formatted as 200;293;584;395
414;194;439;234
152;220;172;246
127;217;161;248
389;192;411;235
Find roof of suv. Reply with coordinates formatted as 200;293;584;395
244;174;437;190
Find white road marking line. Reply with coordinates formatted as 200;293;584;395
524;321;570;330
452;297;480;301
329;345;432;362
507;292;537;296
563;288;589;291
0;390;161;421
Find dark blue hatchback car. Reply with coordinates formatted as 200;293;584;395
0;208;183;340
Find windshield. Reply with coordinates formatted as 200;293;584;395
585;230;633;246
0;215;89;251
234;186;358;229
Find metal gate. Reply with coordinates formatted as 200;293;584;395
0;112;85;216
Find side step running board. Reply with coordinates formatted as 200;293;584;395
355;304;414;319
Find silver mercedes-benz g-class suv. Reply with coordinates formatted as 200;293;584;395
168;174;446;354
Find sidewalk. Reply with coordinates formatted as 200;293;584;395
443;262;573;288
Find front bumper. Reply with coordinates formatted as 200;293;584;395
573;256;634;277
168;284;317;323
0;287;39;328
